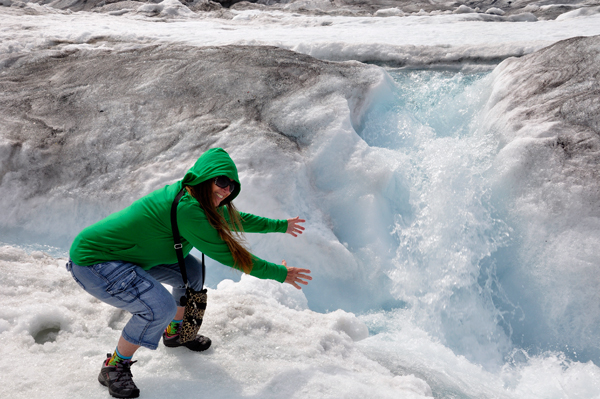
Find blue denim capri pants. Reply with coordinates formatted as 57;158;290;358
66;254;204;350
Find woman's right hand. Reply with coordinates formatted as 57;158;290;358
282;260;312;289
286;216;306;237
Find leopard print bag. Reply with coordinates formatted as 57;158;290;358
171;188;208;344
179;288;207;343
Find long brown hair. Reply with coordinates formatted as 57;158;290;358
186;180;253;274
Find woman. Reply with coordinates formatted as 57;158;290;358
67;148;311;399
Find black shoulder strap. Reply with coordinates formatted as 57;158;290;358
170;187;205;288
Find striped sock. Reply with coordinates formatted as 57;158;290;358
165;319;183;337
108;347;132;366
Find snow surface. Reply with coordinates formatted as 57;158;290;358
0;246;432;399
1;3;600;399
2;5;600;68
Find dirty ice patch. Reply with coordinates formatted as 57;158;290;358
136;0;195;18
556;6;600;20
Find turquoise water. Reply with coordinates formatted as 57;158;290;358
360;70;489;149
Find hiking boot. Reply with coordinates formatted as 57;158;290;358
162;329;212;352
98;354;140;399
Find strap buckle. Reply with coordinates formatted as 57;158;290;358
174;243;183;250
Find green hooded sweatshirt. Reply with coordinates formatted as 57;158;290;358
69;148;288;282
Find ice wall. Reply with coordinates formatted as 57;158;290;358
482;35;600;361
0;44;400;311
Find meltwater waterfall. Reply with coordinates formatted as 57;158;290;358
354;67;600;373
356;70;512;370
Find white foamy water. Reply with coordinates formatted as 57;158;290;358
357;71;511;368
1;5;600;399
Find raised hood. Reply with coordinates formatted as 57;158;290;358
181;147;241;203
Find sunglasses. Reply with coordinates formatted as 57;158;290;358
214;176;236;193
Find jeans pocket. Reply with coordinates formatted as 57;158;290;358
106;269;154;304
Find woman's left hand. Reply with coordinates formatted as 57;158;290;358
282;260;312;289
286;216;305;237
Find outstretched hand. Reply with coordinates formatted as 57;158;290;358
283;260;312;290
286;216;305;237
